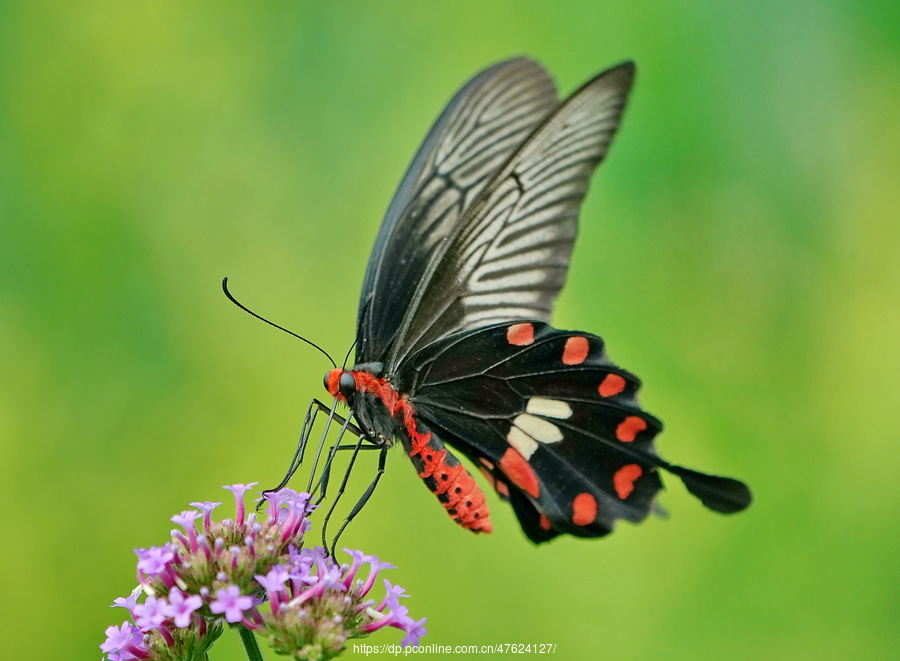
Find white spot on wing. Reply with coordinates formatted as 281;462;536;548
507;426;538;459
526;397;573;420
510;413;564;454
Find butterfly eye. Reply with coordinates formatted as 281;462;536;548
338;372;357;399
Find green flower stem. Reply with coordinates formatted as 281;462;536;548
238;626;265;661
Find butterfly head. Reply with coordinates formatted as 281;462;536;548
324;368;357;401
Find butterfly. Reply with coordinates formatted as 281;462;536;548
301;58;751;544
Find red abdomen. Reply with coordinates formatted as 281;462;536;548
396;406;492;533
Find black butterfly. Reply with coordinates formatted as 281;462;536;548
304;58;750;543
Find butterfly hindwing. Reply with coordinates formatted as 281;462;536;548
401;321;665;542
476;463;558;544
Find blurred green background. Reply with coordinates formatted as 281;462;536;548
2;1;899;659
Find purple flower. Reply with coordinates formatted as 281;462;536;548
171;510;200;530
360;556;397;596
100;621;146;660
402;617;428;647
163;587;203;628
101;482;426;661
209;585;254;623
319;564;348;592
111;590;139;613
223;482;258;526
288;556;319;589
255;565;290;594
189;500;221;529
135;544;173;577
255;565;290;614
171;510;201;551
342;547;375;587
132;595;167;631
374;579;408;613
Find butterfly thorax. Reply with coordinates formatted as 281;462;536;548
324;367;492;533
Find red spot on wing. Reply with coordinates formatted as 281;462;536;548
598;373;626;397
616;416;647;442
477;465;510;499
613;464;643;499
538;514;552;531
562;336;589;365
506;323;535;346
498;448;540;498
572;493;597;526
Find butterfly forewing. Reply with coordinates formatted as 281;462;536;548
386;62;635;370
357;58;558;363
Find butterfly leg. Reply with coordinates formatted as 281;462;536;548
311;410;371;505
327;444;389;558
261;398;363;498
303;398;365;494
265;400;386;551
317;428;384;549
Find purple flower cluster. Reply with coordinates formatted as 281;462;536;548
101;483;425;661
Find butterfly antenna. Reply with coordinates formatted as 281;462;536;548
341;339;357;370
222;277;336;368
